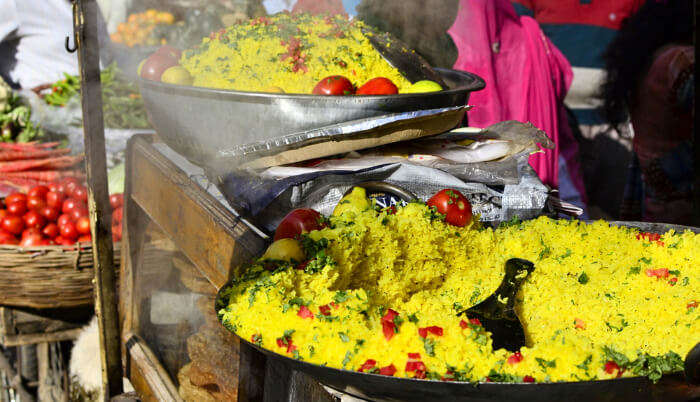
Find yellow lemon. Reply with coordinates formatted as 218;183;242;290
161;66;193;85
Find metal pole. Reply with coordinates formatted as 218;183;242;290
71;0;124;399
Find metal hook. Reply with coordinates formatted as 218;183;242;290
65;36;77;53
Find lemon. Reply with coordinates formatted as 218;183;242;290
261;238;305;262
161;66;193;85
402;80;443;94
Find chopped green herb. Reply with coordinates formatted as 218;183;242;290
535;357;556;371
333;290;350;303
338;332;350;343
578;272;589;284
423;337;436;357
408;313;419;323
628;266;641;275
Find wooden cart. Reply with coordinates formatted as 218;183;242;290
119;135;351;401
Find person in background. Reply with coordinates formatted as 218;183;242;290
0;0;111;90
512;0;644;219
448;0;588;217
600;0;693;225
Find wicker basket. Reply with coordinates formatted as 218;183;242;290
0;243;121;309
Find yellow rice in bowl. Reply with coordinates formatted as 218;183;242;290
180;13;412;93
218;201;699;383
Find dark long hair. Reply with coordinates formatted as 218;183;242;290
599;0;693;128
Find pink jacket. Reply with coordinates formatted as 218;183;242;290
448;0;580;191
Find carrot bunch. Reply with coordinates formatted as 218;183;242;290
0;142;84;193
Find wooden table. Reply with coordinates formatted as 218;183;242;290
120;135;344;402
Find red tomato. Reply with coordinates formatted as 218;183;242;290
60;221;78;240
56;236;75;246
312;75;355;95
46;191;65;209
57;214;72;227
20;233;45;248
356;77;398;95
70;207;88;221
72;185;88;203
0;230;18;245
39;206;60;222
78;234;92;243
23;211;46;230
5;193;27;206
154;45;182;62
42;223;60;238
62;198;82;214
2;215;25;235
6;202;27;217
112;222;122;241
109;193;124;209
140;52;178;81
0;210;7;220
76;217;91;235
112;207;123;224
27;195;46;211
273;208;325;241
62;177;81;197
28;185;49;199
426;189;473;227
48;182;60;193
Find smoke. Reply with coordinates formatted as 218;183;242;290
356;0;460;68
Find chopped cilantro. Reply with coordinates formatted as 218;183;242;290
423;337;436;356
576;355;592;371
338;332;350;343
453;302;463;311
342;351;353;368
333;290;350;303
408;313;419;323
640;257;652;264
578;272;589;284
681;277;689;286
628;266;641;275
535;357;556;371
668;270;680;275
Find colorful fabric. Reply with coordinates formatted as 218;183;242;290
621;45;694;224
512;0;643;124
448;0;586;203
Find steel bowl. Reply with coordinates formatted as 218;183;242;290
138;68;485;167
215;219;700;401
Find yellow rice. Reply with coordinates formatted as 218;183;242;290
219;202;699;383
180;13;412;93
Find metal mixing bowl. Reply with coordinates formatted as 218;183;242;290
138;68;485;167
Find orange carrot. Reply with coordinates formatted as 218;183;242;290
0;170;85;182
0;155;84;172
0;148;70;162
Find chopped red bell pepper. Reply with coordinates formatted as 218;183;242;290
379;364;397;376
319;304;331;316
507;351;524;365
636;232;661;242
418;326;443;338
604;361;624;377
414;370;426;379
382;320;396;341
330;301;339;309
669;277;678;286
645;268;669;279
574;318;586;330
358;359;377;372
688;301;698;309
407;353;421;360
459;319;468;329
523;375;536;383
296;260;310;270
276;336;296;354
405;361;427;372
297;305;314;319
469;318;482;326
382;309;399;323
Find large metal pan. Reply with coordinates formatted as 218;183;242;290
215;220;700;402
138;68;485;167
